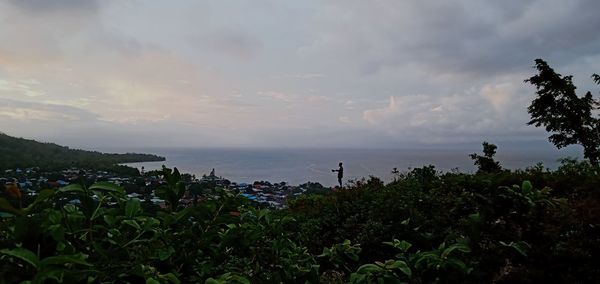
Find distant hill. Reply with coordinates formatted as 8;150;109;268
0;132;165;172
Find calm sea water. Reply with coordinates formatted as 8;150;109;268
117;146;582;186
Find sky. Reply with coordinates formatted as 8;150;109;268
1;0;599;149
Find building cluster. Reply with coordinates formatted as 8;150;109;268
1;167;326;212
229;180;291;208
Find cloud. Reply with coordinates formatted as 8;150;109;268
0;79;45;97
196;31;262;60
258;91;295;103
8;0;100;14
0;98;99;122
271;73;326;80
302;0;600;78
361;78;535;143
339;116;351;123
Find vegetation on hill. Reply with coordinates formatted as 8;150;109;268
0;132;165;172
0;161;598;283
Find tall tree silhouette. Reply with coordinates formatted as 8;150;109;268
525;59;600;166
470;141;502;173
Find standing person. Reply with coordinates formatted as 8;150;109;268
332;162;344;188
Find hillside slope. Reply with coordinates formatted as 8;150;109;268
0;132;165;171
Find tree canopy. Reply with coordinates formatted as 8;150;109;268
470;141;502;173
0;132;165;171
525;59;600;166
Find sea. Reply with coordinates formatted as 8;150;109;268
114;145;582;187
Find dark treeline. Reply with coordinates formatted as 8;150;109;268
0;133;165;172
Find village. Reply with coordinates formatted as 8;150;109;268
1;166;328;211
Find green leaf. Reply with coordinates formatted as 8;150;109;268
63;204;80;214
40;253;91;267
500;241;530;256
157;247;175;261
441;243;470;259
521;180;532;191
389;260;411;277
122;219;141;230
445;258;469;273
125;199;141;218
89;182;125;195
57;184;85;194
384;239;412;252
146;278;160;284
104;214;116;226
47;210;62;224
159;272;181;284
258;209;269;221
0;248;39;269
356;263;382;274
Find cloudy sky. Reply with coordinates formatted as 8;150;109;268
1;0;599;149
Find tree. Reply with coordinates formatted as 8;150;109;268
525;59;600;166
470;142;502;173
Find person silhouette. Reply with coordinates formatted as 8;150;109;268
332;162;343;187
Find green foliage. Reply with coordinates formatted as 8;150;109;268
525;59;600;166
319;239;361;272
155;166;186;211
470;141;502;173
0;132;164;172
1;165;599;283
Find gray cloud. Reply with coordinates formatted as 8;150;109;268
9;0;99;14
0;98;99;122
303;0;600;78
1;1;599;148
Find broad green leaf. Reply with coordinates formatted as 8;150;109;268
229;275;251;284
104;214;116;226
384;239;412;252
441;243;470;259
444;258;468;273
389;260;411;277
142;217;160;231
122;219;141;230
89;182;125;195
521;180;533;193
47;210;62;224
146;278;160;284
40;253;91;267
57;184;85;194
63;204;80;213
0;247;39;269
125;199;141;218
349;273;366;283
500;241;530;256
258;209;268;220
157;247;175;261
158;272;181;284
356;263;382;274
